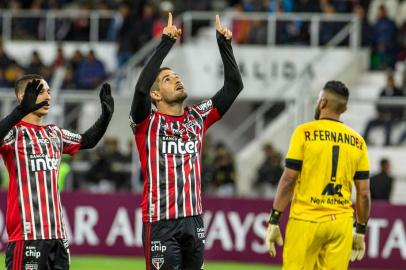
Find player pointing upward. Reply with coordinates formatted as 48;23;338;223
130;13;243;270
265;81;371;269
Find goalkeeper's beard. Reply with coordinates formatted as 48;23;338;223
314;107;320;120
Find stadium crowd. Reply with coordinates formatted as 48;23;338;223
0;0;404;70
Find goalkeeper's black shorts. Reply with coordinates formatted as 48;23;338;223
143;215;205;270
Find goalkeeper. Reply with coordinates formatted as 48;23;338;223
265;81;371;269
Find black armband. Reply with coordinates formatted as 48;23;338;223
355;222;367;235
268;209;283;225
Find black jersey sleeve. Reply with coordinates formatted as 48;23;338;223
0;107;26;145
211;31;244;117
130;35;176;124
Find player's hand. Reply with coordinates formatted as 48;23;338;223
265;224;283;257
351;232;366;261
215;14;232;40
163;12;182;39
20;79;48;114
99;83;114;117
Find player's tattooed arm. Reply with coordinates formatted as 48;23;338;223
273;168;299;212
0;80;48;144
130;12;178;124
80;83;114;149
211;15;243;117
354;179;371;225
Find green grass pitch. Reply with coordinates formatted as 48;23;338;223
0;253;281;269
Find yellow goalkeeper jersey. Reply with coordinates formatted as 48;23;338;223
285;118;370;222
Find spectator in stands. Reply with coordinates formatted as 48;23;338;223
86;137;126;191
0;45;13;71
66;4;91;41
114;2;136;66
76;50;106;89
69;49;83;71
133;3;156;52
253;143;283;198
397;22;406;62
211;142;236;196
3;61;24;87
319;3;344;45
247;19;267;44
266;0;293;12
329;0;353;13
363;74;404;146
201;135;214;193
231;3;251;44
371;5;398;70
353;4;370;47
0;45;14;87
52;46;66;68
294;0;321;12
275;2;304;45
61;66;77;89
26;50;46;75
370;158;393;201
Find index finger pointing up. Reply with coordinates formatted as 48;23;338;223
168;12;173;27
215;14;221;30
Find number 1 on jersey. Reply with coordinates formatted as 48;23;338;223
331;145;339;182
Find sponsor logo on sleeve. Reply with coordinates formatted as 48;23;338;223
195;100;213;116
62;129;81;142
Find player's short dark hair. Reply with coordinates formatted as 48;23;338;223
150;67;172;106
15;74;44;97
323;80;349;99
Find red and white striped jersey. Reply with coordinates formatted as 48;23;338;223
0;121;81;241
132;100;221;223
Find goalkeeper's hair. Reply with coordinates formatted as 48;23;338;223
323;80;349;99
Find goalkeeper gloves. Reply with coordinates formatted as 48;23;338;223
265;209;284;257
351;222;367;262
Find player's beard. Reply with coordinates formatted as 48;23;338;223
170;92;188;104
314;106;320;120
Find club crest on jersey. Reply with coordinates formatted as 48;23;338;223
162;137;198;154
152;258;164;270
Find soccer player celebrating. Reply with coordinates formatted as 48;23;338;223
0;75;114;270
265;81;371;269
130;13;243;270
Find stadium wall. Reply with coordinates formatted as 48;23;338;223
0;192;405;269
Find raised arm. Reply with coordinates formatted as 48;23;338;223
130;12;180;124
211;15;244;117
0;80;48;143
80;83;114;149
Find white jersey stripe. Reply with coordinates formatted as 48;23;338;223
156;116;161;220
30;130;45;239
147;114;156;223
14;128;27;240
21;127;37;240
41;129;65;239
